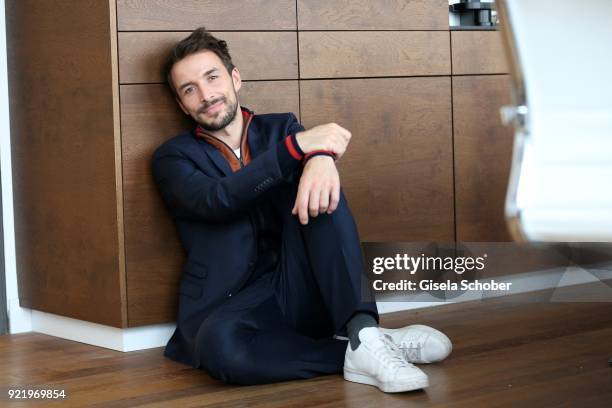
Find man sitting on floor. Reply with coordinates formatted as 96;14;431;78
152;27;452;393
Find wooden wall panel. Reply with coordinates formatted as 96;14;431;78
451;31;508;75
5;0;124;327
120;81;299;325
300;78;454;242
297;0;449;30
239;81;300;116
117;0;296;31
453;75;514;242
299;31;450;78
120;85;187;326
119;31;298;84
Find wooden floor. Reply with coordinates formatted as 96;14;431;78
1;284;612;407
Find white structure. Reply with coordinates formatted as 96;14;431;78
500;0;612;241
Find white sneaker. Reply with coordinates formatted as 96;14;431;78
380;324;452;364
343;327;429;393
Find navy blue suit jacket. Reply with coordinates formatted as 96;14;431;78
152;110;304;366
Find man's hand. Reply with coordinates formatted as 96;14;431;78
295;123;351;159
291;156;340;225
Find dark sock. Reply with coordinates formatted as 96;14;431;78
346;313;378;351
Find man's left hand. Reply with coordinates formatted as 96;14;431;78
291;156;340;225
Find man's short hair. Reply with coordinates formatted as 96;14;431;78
164;27;235;96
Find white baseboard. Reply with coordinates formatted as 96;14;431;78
31;311;175;352
28;263;612;352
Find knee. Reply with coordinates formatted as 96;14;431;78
303;193;359;237
195;317;258;385
313;191;355;223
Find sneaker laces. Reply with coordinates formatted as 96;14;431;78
372;333;411;369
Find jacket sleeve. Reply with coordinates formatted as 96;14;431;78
152;115;304;223
285;113;306;184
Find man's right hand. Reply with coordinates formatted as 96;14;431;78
295;123;352;159
291;155;340;225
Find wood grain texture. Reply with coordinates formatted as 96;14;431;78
5;0;124;327
109;0;129;327
456;242;587;279
453;75;514;241
117;0;296;31
119;85;188;326
119;31;298;84
297;0;449;30
1;283;611;407
451;31;508;75
239;81;300;116
120;81;299;325
299;31;450;78
300;78;453;242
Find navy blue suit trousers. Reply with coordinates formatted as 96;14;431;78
194;183;379;385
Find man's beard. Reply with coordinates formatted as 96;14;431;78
196;94;238;131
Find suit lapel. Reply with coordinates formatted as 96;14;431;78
201;140;233;176
246;119;266;158
188;130;233;177
189;107;261;177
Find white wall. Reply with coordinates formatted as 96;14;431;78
1;0;33;333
